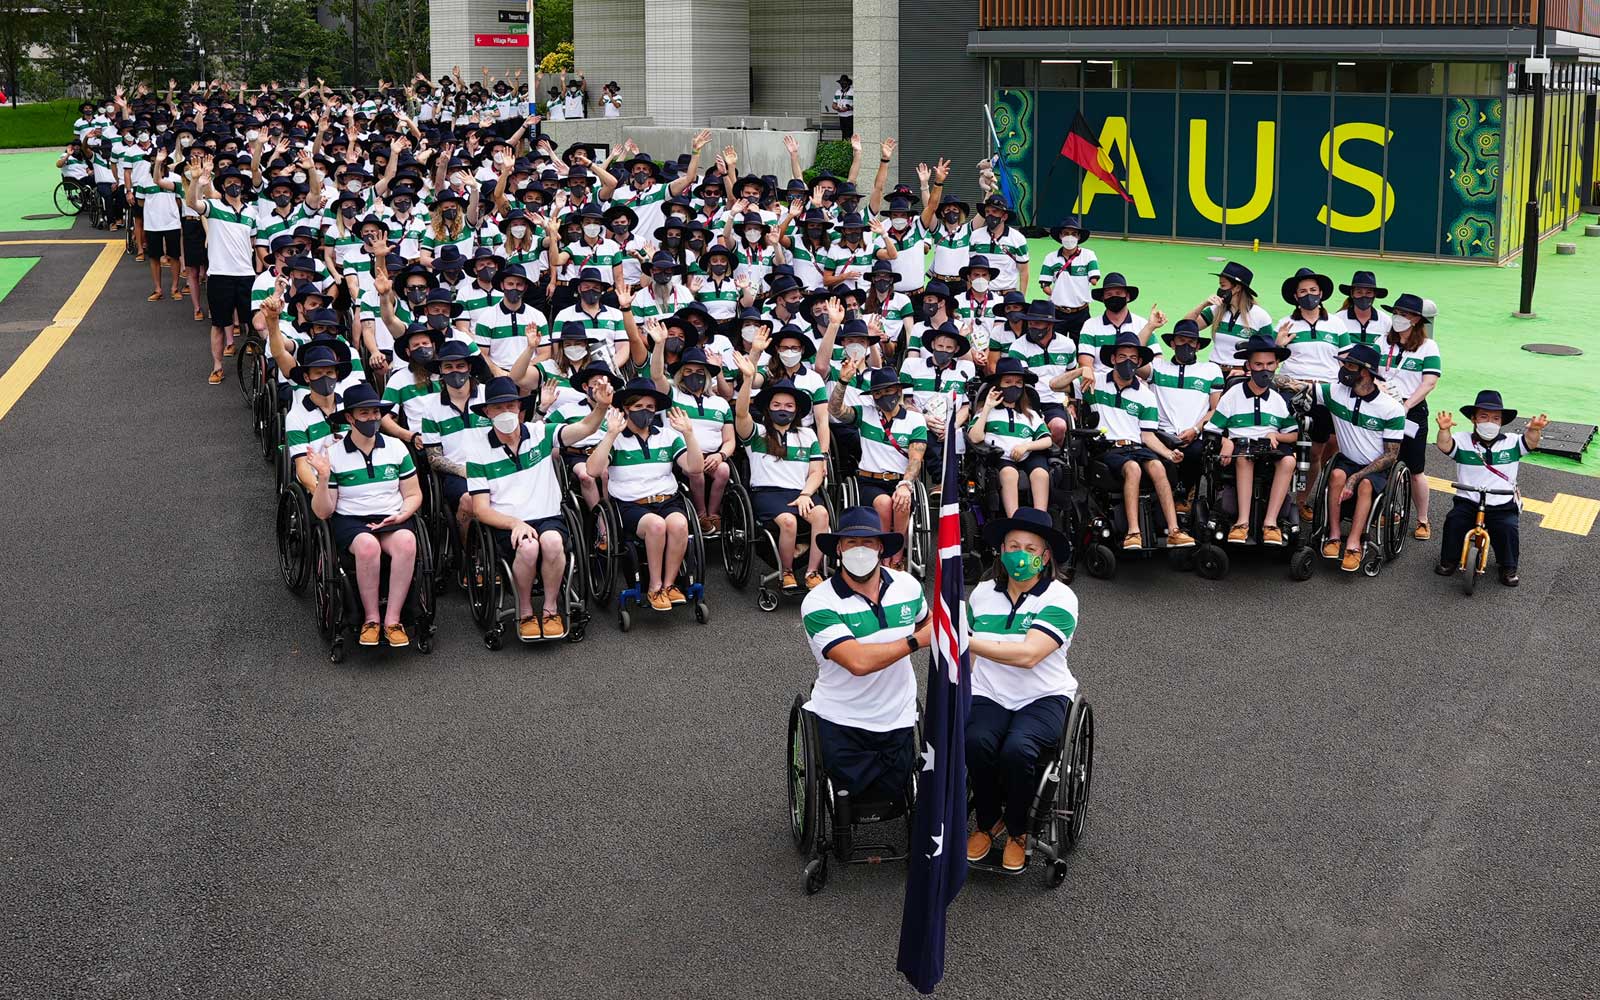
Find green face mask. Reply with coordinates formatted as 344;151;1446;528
1000;549;1045;582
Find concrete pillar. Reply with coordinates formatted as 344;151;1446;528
430;0;529;85
850;0;899;187
645;0;750;127
574;0;647;117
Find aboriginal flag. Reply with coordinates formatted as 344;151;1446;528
1059;111;1132;203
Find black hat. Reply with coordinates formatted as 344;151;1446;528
981;507;1072;564
767;273;804;297
984;356;1038;388
1050;215;1091;241
394;322;445;363
603;203;639;230
668;346;716;377
817;506;904;560
935;193;970;217
1338;270;1389;298
1382;292;1427;317
287;336;353;385
569;363;623;395
648;250;683;274
468;246;507;273
921;321;972;358
470;376;534;417
1161;318;1211;349
622;152;661;179
1091;272;1139;303
425;339;491;382
1021;299;1059;324
302;307;346;334
1460;389;1517;424
960;255;998;282
555;320;592;344
614;376;671;411
660;313;702;351
1099;331;1156;367
836;317;872;341
864;367;911;397
576;201;607;221
430;245;469;274
920;281;960;314
1232;333;1291;362
1213;261;1255;294
1281;267;1334;306
769;324;818;362
330;382;395;423
979;194;1012;216
753;378;814;423
1336;343;1383;374
421;287;464;318
885;185;921;209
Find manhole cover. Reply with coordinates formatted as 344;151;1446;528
1521;343;1584;356
21;213;64;220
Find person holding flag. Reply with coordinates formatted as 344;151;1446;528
897;392;972;995
963;507;1079;871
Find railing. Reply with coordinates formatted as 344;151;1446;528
977;0;1586;31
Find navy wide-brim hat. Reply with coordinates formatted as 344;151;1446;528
573;364;625;394
1281;267;1334;306
1337;343;1384;375
1091;272;1139;303
425;339;490;382
816;506;905;560
394;323;445;363
1099;332;1156;366
982;356;1039;387
1160;317;1211;349
981;507;1071;564
769;325;818;362
1383;292;1427;317
288;336;353;385
470;375;534;417
1213;261;1255;294
753;378;814;422
1461;389;1517;423
921;321;971;358
1233;333;1291;361
330;382;395;423
1338;270;1389;298
614;377;671;411
1049;215;1090;241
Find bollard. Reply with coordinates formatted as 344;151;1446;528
1556;243;1577;255
1585;224;1600;237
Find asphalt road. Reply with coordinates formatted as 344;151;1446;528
1;231;1597;1000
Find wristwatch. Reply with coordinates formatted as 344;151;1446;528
905;635;920;654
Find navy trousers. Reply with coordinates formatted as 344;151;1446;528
966;694;1069;837
813;715;916;804
1439;496;1520;571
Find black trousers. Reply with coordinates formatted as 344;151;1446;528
966;694;1068;837
1439;496;1520;571
838;114;854;140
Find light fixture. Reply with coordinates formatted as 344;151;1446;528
1338;61;1356;66
1233;61;1253;65
1087;59;1113;64
1041;59;1082;64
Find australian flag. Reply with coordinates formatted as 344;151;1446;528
896;392;972;994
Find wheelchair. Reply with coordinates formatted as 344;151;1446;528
831;461;934;582
409;442;461;597
959;440;1083;584
1076;429;1201;580
237;332;266;412
464;503;590;648
562;455;619;610
787;694;921;896
600;480;710;632
720;459;838;611
275;477;315;594
1189;434;1317;582
53;177;100;226
1304;451;1414;578
968;693;1096;889
310;515;438;663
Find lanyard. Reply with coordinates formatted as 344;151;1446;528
877;407;907;456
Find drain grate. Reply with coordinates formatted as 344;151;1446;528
1521;343;1584;356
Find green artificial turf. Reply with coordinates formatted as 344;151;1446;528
0;150;76;232
0;256;39;303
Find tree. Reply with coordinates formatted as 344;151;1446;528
0;0;45;108
538;41;572;76
192;0;342;87
41;0;189;97
533;0;571;63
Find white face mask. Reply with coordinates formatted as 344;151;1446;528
890;217;909;232
742;324;761;340
969;277;989;294
509;224;529;239
1390;315;1412;333
345;181;363;194
844;343;869;362
178;135;193;148
491;410;521;433
744;228;763;244
292;171;307;184
564;344;590;361
1060;234;1079;250
583;223;603;239
246;130;260;142
777;348;803;367
840;545;880;578
1475;420;1501;439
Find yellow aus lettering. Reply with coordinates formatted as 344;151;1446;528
1186;119;1275;225
1072;117;1155;219
1317;123;1395;233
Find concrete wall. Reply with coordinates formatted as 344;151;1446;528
429;0;533;82
646;0;752;126
749;0;852;116
573;0;647;116
852;0;899;186
535;121;818;181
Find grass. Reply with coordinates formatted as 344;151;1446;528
0;257;39;303
0;150;75;232
0;99;79;150
1016;232;1600;477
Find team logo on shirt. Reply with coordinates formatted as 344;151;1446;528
384;467;399;480
899;605;916;624
1123;401;1140;414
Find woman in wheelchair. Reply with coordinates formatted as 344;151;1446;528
653;341;735;537
548;362;623;547
826;362;927;567
305;384;423;648
1207;335;1300;544
1005;299;1083;446
902;322;975;483
587;378;704;612
970;358;1051;516
466;376;611;640
964;507;1079;871
378;323;445;447
753;325;831;454
1089;332;1196;548
731;354;831;590
283;336;353;490
1319;343;1405;572
800;508;932;806
413;340;493;560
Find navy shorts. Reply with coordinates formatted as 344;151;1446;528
812;714;917;802
998;452;1050;475
751;486;802;524
330;513;415;552
1332;453;1388;498
1102;444;1158;475
1399;403;1428;474
145;227;181;260
618;493;687;536
440;473;469;510
1038;402;1070;427
856;475;900;507
491;515;568;560
181;217;208;267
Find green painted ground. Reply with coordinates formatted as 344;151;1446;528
1019;233;1600;475
0;257;40;303
0;150;75;232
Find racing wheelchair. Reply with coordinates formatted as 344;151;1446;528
787;694;922;895
968;693;1096;889
598;480;710;632
1304;450;1414;577
310;514;438;663
464;501;590;648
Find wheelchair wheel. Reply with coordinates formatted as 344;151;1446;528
466;521;497;630
1384;467;1413;561
1083;543;1116;580
788;695;818;853
276;484;314;594
236;336;262;408
1059;697;1095;851
1194;543;1228;581
311;519;342;643
1288;547;1315;581
906;478;932;580
587;501;620;609
721;481;755;589
53;181;82;218
560;504;591;640
409;520;437;650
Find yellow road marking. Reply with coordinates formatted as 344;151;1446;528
0;241;123;422
0;239;120;246
1429;482;1599;536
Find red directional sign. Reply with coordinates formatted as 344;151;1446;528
474;33;528;46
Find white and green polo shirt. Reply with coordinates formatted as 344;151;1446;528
547;398;609;449
741;424;822;491
418;388;490;469
557;238;623;283
788;239;834;290
1377;337;1442;399
1088;374;1159;442
381;373;441;433
854;399;928;476
609;182;670;246
384;212;429;259
928;221;974;278
1149;358;1224;435
465;420;565;521
1339;307;1392;348
327;435;415;518
802;569;928;731
604;425;688;502
865;293;915;343
1199;302;1274;368
976;402;1049;453
968;576;1078;710
1007;335;1081;406
901;356;974;417
826;237;884;292
694;277;742;321
285;392;341;460
458;279;502;314
1039;246;1101;310
140;171;184;232
473;302;550;370
1076;313;1151;375
200;197;259;277
886;219;930;292
1279;314;1352;383
255;201;313;248
968;226;1029;292
1319;381;1405;464
1445;431;1527;507
420;226;476;259
630;281;695;324
552;304;626;349
1207;382;1296;441
672;387;733;455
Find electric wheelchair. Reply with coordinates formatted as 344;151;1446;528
1189;431;1317;582
958;440;1082;584
1075;426;1201;580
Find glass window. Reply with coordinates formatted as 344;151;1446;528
1447;63;1501;96
1229;61;1279;91
1335;61;1387;94
1038;61;1081;89
1082;60;1126;89
995;59;1033;89
1390;62;1445;94
1181;61;1226;91
1132;61;1178;90
1282;62;1332;93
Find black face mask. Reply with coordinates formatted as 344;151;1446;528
223;184;243;198
1027;327;1051;344
872;280;893;295
1102;296;1128;313
1337;367;1361;388
425;313;449;331
1216;285;1231;301
1249;370;1273;389
441;270;463;285
441;370;470;389
782;296;802;312
873;392;900;412
681;373;707;393
501;289;523;306
340;206;357;219
985;214;1004;228
687;238;707;252
929;349;953;367
351;416;380;437
1000;385;1024;405
405;286;428;304
394;199;413;213
475;266;497;282
1297;293;1321;311
665;337;684;355
1113;359;1138;380
626;409;655;431
441;208;460;223
768;408;795;427
709;263;727;277
579;289;601;306
663;234;683;247
806;226;825;240
1351;295;1375;311
308;375;337;395
653;272;672;285
1172;345;1198;365
273;193;291;208
942;210;961;224
409;345;435;363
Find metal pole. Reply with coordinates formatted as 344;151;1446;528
351;0;360;88
1516;0;1547;315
